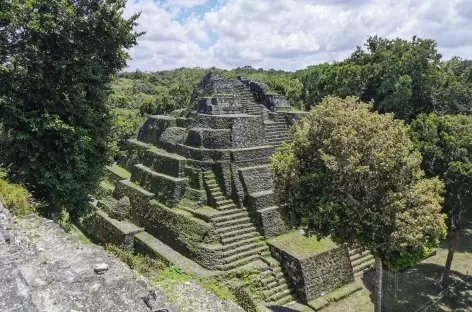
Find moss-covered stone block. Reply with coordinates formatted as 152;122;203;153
268;232;354;302
138;115;177;146
257;206;289;237
184;167;204;189
113;180;155;225
94;180;115;200
106;164;132;183
230;146;275;167
184;188;207;205
136;200;221;269
118;139;152;171
78;209;144;250
186;128;232;149
246;190;275;212
130;164;187;206
239;164;273;194
143;149;187;178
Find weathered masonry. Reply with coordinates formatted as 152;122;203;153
83;73;375;308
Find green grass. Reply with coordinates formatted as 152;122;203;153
105;244;239;304
107;164;132;179
268;230;337;258
0;169;35;216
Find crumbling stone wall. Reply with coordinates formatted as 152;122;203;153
268;243;354;302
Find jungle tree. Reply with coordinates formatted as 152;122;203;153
271;96;446;312
410;113;472;283
0;0;141;217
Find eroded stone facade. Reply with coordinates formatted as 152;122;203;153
83;73;359;306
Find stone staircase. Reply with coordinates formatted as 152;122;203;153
264;122;293;146
260;257;296;305
349;248;375;278
234;84;260;116
203;171;270;271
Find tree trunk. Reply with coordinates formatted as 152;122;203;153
374;255;383;312
442;230;459;283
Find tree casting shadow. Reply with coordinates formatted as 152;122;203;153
360;263;472;312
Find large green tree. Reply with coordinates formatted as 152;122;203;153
300;36;472;121
410;113;472;283
0;0;141;217
271;97;446;312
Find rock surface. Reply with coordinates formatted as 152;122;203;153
0;203;177;312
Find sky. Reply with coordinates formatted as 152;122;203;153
123;0;472;72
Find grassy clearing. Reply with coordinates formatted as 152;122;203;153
323;219;472;312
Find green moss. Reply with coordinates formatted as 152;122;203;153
0;169;35;216
268;230;337;258
105;244;167;276
107;164;131;180
151;267;238;303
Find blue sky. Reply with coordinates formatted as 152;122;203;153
123;0;472;72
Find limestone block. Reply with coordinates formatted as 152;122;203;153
186;128;232;149
257;206;289;237
143;149;187;178
138;115;177;146
130;164;188;207
268;234;354;303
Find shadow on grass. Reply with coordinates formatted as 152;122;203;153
360;263;472;312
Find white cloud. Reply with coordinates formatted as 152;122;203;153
124;0;472;72
165;0;208;9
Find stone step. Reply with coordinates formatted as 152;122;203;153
353;259;375;274
222;231;260;245
216;254;261;271
307;282;362;311
265;129;290;135
206;182;218;188
269;288;293;303
265;280;278;290
210;189;223;195
265;284;291;300
260;256;279;268
217;203;238;211
212;208;243;218
216;222;255;234
265;126;287;131
222;241;266;258
274;292;296;306
261;274;276;285
351;254;374;267
223;246;268;264
216;199;234;206
267;137;292;142
220;226;258;239
212;211;249;223
222;236;262;251
217;216;251;228
266;132;291;138
349;252;364;262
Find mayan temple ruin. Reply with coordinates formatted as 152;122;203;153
82;73;376;310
